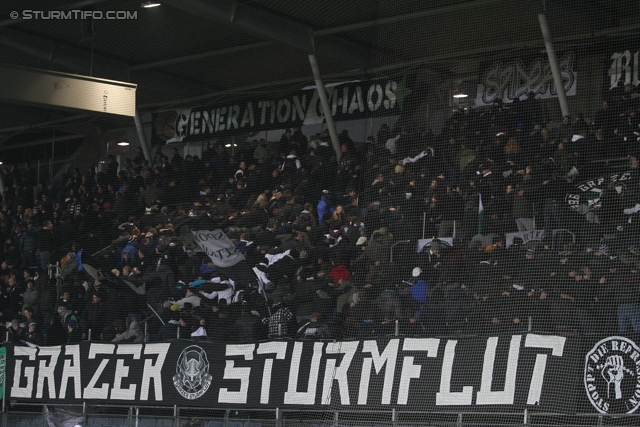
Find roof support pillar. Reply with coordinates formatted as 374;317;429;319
538;13;570;118
134;111;152;163
308;54;341;163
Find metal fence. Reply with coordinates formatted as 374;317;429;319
4;405;640;427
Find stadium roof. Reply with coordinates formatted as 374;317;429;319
0;0;638;150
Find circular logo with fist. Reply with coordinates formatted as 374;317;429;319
585;336;640;414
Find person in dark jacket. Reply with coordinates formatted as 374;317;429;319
20;220;40;269
296;312;331;339
25;321;44;346
233;305;267;343
81;293;107;338
7;319;25;343
513;188;535;232
44;314;67;346
67;319;82;344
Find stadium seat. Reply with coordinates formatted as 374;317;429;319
108;418;128;426
206;421;224;427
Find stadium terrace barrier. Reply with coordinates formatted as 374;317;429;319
4;334;640;423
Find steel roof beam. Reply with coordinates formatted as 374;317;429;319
161;0;370;70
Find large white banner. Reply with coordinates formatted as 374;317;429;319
475;52;577;106
191;229;244;267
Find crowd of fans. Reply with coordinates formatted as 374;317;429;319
3;88;640;347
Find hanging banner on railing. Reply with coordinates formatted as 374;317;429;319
475;53;577;106
152;78;416;144
5;335;609;413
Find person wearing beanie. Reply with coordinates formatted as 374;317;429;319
26;321;44;346
58;303;77;328
7;319;24;343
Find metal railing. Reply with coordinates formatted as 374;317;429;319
4;405;640;427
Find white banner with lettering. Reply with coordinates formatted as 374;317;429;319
505;229;575;248
191;229;244;267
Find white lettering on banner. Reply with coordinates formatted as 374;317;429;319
218;344;254;404
398;338;440;405
358;340;399;405
192;229;244;268
84;344;114;399
140;344;169;401
59;345;81;399
504;230;549;248
240;101;255;128
332;87;348;115
436;340;473;405
475;53;576;106
565;172;631;213
322;341;359;405
35;346;60;399
609;50;640;89
111;346;141;400
348;86;365;115
304;90;324;125
167;80;402;142
8;337;570;407
385;81;397;109
584;336;640;415
174;109;191;140
476;336;521;405
284;342;324;405
257;342;288;404
11;346;37;398
10;344;169;401
368;84;383;111
521;230;545;244
525;334;566;405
